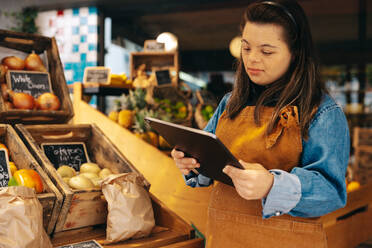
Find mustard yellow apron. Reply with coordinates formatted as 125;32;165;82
206;106;328;248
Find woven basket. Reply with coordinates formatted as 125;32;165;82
194;90;218;130
146;85;193;127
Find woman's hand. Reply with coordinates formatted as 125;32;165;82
171;149;200;175
223;160;274;200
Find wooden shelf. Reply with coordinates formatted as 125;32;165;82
68;83;131;96
130;51;179;86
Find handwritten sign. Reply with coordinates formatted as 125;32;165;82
0;148;10;187
56;240;103;248
41;142;90;171
144;40;165;52
6;70;52;98
83;67;111;84
155;69;172;85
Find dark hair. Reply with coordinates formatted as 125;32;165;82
225;0;327;138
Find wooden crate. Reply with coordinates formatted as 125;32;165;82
321;182;372;248
0;29;73;124
0;124;63;235
353;127;372;185
16;123;197;245
51;194;200;247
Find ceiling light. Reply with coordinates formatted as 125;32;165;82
156;32;178;51
229;36;241;59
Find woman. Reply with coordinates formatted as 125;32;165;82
172;0;350;247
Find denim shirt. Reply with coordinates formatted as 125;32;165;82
184;93;350;219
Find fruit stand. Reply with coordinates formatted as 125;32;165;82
0;29;204;248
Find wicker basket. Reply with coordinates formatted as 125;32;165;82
194;90;217;129
147;85;193;127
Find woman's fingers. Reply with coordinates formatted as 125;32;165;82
171;149;184;159
180;169;191;175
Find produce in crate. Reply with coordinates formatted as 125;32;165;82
8;168;44;193
201;105;215;121
1;56;25;70
56;162;114;190
35;92;61;111
0;52;61;111
24;51;47;72
10;92;35;110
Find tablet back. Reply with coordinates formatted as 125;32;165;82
145;117;242;186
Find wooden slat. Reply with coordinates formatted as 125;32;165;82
3;124;63;235
51;226;189;248
159;238;204;248
319;182;372;226
354;128;372;147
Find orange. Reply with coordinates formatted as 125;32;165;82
347;181;361;193
0;143;9;155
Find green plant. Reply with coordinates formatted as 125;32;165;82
3;8;38;34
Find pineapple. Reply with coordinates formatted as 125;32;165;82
133;108;159;147
118;110;133;128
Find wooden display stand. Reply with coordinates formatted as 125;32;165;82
130;51;179;86
72;83;211;234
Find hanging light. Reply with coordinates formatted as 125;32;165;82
229;36;241;59
156;32;178;51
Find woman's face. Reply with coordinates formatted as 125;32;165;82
241;21;292;86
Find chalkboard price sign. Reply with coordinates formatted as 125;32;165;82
41;142;90;171
0;148;10;187
56;240;103;248
6;70;53;98
83;67;111;84
155;69;172;85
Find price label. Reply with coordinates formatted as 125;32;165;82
0;148;10;187
56;240;103;248
41;142;90;171
6;70;52;98
83;67;111;84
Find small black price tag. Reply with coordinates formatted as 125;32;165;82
41;142;90;171
0;148;10;187
6;70;53;98
56;240;103;248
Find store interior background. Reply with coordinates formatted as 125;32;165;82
0;0;371;128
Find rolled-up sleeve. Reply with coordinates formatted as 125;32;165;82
262;103;349;218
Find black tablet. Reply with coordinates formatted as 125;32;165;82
145;117;243;186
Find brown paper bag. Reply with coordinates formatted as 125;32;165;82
101;173;155;244
0;186;53;248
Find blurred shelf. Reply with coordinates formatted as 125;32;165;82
68;82;132;96
68;83;133;113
